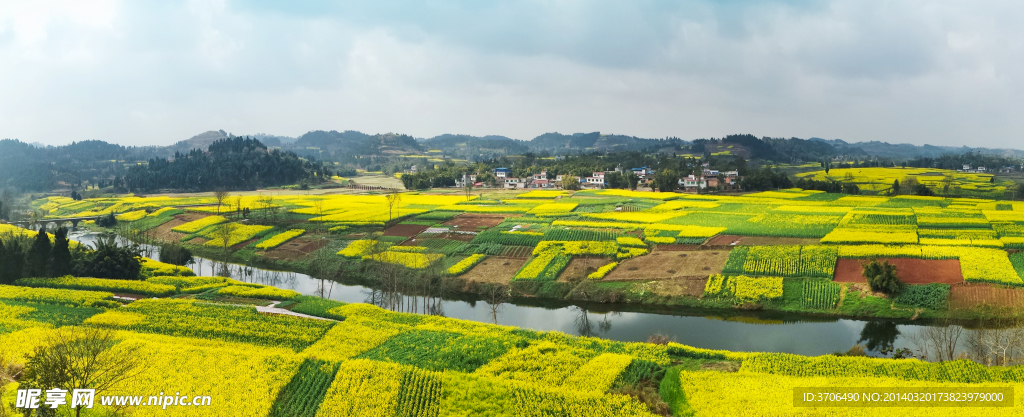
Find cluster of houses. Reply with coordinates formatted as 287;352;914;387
962;164;1023;174
678;163;741;191
475;164;741;192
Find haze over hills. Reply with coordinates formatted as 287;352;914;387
2;127;1023;193
6;128;1024;166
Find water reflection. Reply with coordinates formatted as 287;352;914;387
858;321;901;355
572;307;618;338
363;288;446;317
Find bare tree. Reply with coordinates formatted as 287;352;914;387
231;196;242;218
909;321;964;362
481;283;509;324
463;179;473;201
969;322;1024;366
212;222;238;265
366;237;404;310
571;306;597;337
313;199;326;234
21;327;144;417
308;244;338;298
385;192;402;221
213;189;229;215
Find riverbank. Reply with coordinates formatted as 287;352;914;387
153;235;1023;324
37;188;1024;327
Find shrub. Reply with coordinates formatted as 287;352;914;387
862;259;904;295
158;243;194;266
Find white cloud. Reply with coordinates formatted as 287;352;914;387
0;0;1022;147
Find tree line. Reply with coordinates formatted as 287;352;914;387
0;228;145;283
122;137;331;192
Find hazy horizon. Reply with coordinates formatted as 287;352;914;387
3;1;1023;148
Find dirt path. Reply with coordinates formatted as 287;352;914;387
256;302;336;321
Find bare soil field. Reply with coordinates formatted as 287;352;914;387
443;214;508;230
349;175;404;189
647;276;710;298
557;257;612;282
706;234;820;246
188;237;210;245
384;224;429;237
150;213;210;242
604;250;730;281
458;257;525;284
949;283;1024;309
151;219;188;241
263;238;325;261
833;258;963;284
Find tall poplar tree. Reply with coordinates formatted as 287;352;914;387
28;227;52;277
50;227;72;277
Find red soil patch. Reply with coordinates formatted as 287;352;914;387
384;224;429;237
443;214;508;230
949;283;1024;309
833;258;963;284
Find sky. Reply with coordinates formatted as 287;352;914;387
1;0;1022;147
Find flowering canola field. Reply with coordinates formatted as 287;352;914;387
4;281;1024;416
32;177;1024;304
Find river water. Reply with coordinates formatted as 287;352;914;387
71;231;934;357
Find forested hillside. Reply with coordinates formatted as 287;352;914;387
122;138;328;192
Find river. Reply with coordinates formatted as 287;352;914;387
71;231;937;358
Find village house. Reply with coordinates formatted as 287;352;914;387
680;174;706;192
503;177;527;189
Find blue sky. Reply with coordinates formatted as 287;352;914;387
1;0;1022;147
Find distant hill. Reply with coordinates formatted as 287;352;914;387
169;130;229;154
293;130;371;151
814;138;1024;160
419;134;529;158
157;129;1024;162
